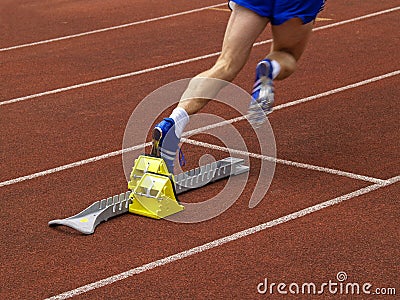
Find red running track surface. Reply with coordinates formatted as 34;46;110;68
1;0;399;299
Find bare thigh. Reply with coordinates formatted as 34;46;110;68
178;5;269;114
271;18;314;61
216;4;269;78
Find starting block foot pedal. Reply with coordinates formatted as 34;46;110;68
48;191;131;234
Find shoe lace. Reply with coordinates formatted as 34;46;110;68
178;147;186;167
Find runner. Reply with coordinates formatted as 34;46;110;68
151;0;326;173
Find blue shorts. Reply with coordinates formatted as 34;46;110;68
229;0;326;25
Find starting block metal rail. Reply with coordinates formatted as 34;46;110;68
175;157;249;194
48;156;249;234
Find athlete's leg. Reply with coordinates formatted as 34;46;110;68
178;5;269;115
267;18;314;80
247;18;316;124
152;5;268;171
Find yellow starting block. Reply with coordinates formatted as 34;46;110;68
128;155;184;219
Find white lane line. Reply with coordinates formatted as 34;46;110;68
0;3;226;52
3;4;398;53
182;139;390;185
0;51;221;107
45;174;400;300
1;6;399;107
0;143;151;188
0;71;397;188
253;6;400;48
273;70;400;111
183;70;399;135
313;6;400;32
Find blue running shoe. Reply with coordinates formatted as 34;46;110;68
248;59;274;126
151;118;182;173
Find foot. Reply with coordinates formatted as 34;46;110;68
248;59;275;125
151;118;181;173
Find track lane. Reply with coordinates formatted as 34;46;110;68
1;9;231;100
2;3;399;103
77;182;399;299
1;0;224;48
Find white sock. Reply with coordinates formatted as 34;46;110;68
270;60;281;79
169;107;189;138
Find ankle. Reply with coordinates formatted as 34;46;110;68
169;107;189;138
